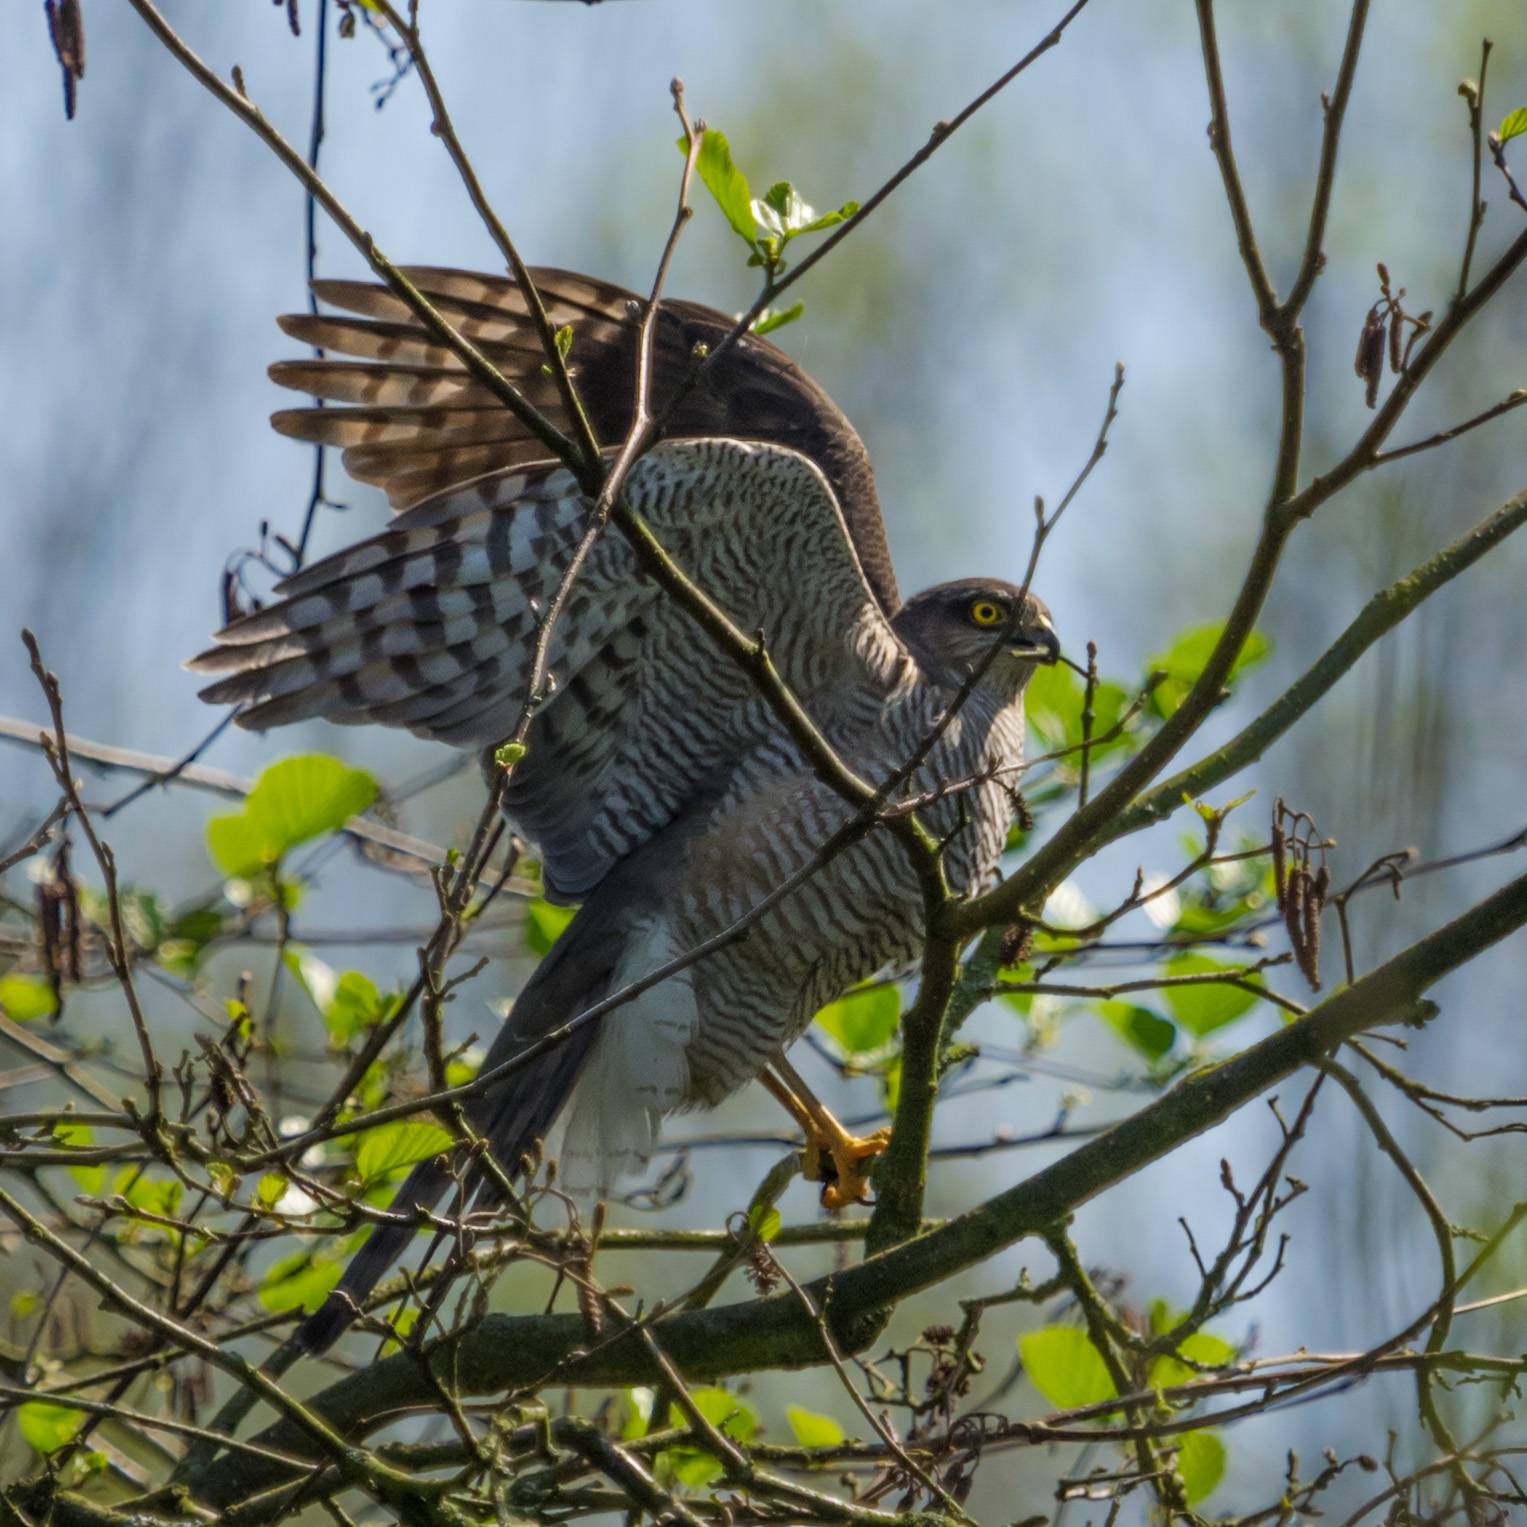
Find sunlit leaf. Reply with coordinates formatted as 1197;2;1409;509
206;754;377;875
1498;106;1527;143
258;1251;343;1314
815;985;900;1055
685;129;757;246
1177;1428;1228;1503
354;1121;455;1185
1024;660;1083;749
0;971;57;1023
786;1404;846;1447
622;1386;656;1441
1147;624;1272;719
54;1121;105;1197
1018;1325;1116;1409
1162;954;1260;1036
18;1400;83;1455
657;1387;758;1488
525;896;576;955
746;1204;781;1242
755;180;809;237
1150;1330;1238;1389
797;199;859;234
752;301;805;336
324;969;395;1043
1098;1001;1176;1060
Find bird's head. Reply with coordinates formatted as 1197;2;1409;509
893;579;1060;693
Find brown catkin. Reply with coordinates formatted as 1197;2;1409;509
1283;866;1308;956
1271;814;1288;912
1300;887;1322;991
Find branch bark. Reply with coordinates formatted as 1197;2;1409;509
193;868;1527;1505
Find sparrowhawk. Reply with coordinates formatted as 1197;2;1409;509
188;267;1060;1350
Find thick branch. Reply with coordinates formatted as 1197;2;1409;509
1109;483;1527;840
197;869;1527;1504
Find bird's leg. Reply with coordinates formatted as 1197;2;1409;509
762;1055;892;1209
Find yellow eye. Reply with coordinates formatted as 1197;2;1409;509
968;599;1006;628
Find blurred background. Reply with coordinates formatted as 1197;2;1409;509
2;0;1524;1517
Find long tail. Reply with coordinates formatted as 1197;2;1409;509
294;973;604;1355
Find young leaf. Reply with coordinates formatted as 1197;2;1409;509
55;1121;105;1197
797;198;859;234
324;969;394;1043
746;1204;782;1242
1098;1001;1177;1061
815;984;900;1055
690;129;757;246
1177;1428;1228;1503
1498;106;1527;144
258;1251;344;1314
752;301;805;336
353;1120;455;1185
0;971;57;1023
18;1400;84;1455
1018;1326;1117;1408
786;1404;846;1447
1161;954;1260;1036
207;754;377;875
1150;1329;1237;1388
1147;624;1271;719
525;896;576;956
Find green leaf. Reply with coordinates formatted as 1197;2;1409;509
18;1400;83;1455
1018;1326;1117;1409
676;1387;757;1443
494;740;527;768
786;1404;845;1447
688;129;757;246
658;1388;758;1488
755;180;809;237
10;1291;39;1320
798;199;859;235
1150;1330;1237;1389
256;1172;289;1210
746;1204;781;1243
207;754;378;875
524;896;576;956
1024;660;1083;748
1098;1001;1176;1061
554;324;573;359
324;969;395;1043
354;1121;455;1185
815;985;900;1055
1498;106;1527;144
1162;954;1260;1036
622;1386;655;1441
751;301;805;336
1177;1428;1227;1503
54;1121;105;1197
1147;624;1271;719
258;1251;344;1315
0;972;57;1023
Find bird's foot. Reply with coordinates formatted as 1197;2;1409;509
802;1124;892;1209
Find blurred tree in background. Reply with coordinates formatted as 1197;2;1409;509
1;1;1525;1522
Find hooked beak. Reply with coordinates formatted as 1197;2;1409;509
1009;618;1061;665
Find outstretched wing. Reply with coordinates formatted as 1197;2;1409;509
271;265;900;615
190;439;911;900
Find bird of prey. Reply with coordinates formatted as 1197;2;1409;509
189;267;1059;1351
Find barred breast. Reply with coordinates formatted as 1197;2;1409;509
665;683;1027;1106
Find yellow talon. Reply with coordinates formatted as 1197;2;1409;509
762;1056;892;1208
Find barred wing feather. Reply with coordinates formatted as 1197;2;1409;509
190;439;908;900
268;265;899;614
